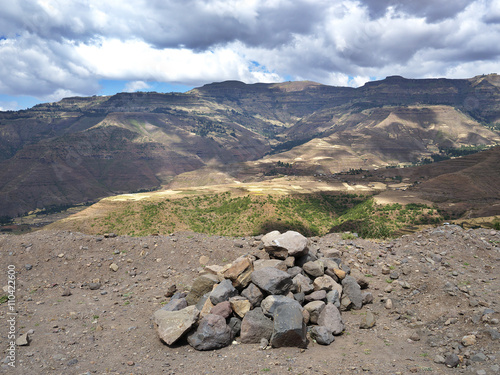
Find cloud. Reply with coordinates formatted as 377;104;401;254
0;0;499;103
124;81;152;92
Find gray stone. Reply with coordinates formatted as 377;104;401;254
486;328;500;340
310;326;335;345
362;292;374;305
287;266;303;278
161;298;188;312
305;290;327;302
261;295;301;318
313;275;341;294
253;259;287;271
16;333;30;346
209;279;238;305
470;352;487;362
241;283;264;307
295;252;318;268
350;269;369;289
186;274;219;305
292;273;314;294
303;301;326;324
359;311;376;329
195;292;210;311
261;231;281;248
293;292;305;305
341;276;363;310
88;282;101;290
240;307;274;344
326;290;341;308
303;260;324;278
251;267;293;295
187;314;232;351
317;303;345;335
445;353;460;368
270;304;307;348
153;305;199;346
434;355;445;364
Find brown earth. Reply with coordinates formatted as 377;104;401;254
0;225;499;374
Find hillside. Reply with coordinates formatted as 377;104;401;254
1;74;499;218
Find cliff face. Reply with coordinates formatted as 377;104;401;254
0;75;499;217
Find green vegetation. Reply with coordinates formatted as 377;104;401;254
0;295;8;304
95;192;444;239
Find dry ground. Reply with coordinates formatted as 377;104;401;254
0;225;499;375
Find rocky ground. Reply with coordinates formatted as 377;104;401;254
0;224;499;375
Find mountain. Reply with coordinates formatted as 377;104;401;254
0;74;499;218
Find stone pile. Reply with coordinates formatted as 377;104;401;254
153;230;373;351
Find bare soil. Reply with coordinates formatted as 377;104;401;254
0;225;499;375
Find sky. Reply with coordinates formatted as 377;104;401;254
0;0;499;110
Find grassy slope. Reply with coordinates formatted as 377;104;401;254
88;192;444;238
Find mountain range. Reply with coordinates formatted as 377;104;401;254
1;74;499;218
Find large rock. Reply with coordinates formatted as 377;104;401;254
241;283;264;307
317;303;345;335
186;274;219;306
240;307;274;344
251;267;293;295
229;296;251;318
223;256;254;289
265;231;309;260
350;269;369;289
270;304;307;348
153;305;199;346
261;295;302;318
341;276;363;310
209;279;238;305
187;314;232;351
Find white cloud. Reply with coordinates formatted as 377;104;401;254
0;0;499;102
124;81;152;92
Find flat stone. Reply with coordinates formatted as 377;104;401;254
270;303;307;348
153;305;199;346
251;267;293;295
253;259;287;271
16;333;30;346
229;297;251;318
305;290;327;302
223;257;254;289
187;314;232;351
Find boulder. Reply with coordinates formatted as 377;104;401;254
265;231;309;259
153;305;199;346
241;283;264;307
240;307;274;344
310;326;335;345
251;267;293;295
186;274;219;306
341;275;363;310
270;304;307;348
317;303;345;335
187;314;232;351
261;295;302;318
209;279;238;305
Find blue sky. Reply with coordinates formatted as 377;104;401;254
1;0;500;110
